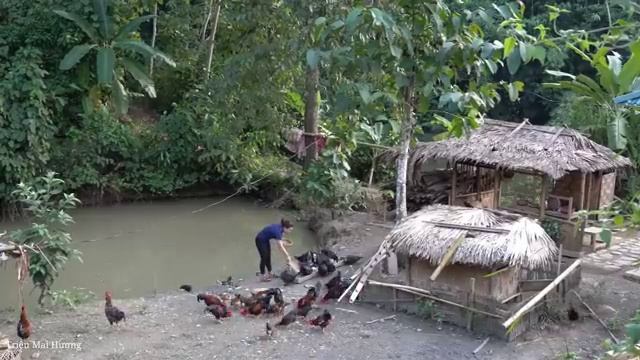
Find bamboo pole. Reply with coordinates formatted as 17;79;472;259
466;277;476;331
502;259;582;328
204;0;221;80
422;221;509;234
368;281;503;319
493;170;500;207
430;235;465;281
569;289;619;344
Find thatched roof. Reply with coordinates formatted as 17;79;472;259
390;205;557;269
395;119;631;180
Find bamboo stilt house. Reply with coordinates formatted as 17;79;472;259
386;119;632;257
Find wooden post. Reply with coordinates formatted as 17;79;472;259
393;288;398;312
450;162;457;205
585;173;593;211
579;172;586;210
476;166;481;201
502;259;582;329
539;175;547;218
493;169;500;208
466;277;476;331
557;244;563;277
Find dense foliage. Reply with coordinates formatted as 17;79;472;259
0;0;640;211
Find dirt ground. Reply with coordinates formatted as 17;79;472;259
1;211;639;360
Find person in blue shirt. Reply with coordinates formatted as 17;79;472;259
255;218;294;281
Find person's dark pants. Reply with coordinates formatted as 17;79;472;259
255;238;272;275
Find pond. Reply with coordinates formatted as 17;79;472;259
0;197;316;309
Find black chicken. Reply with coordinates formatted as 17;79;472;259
205;304;232;320
276;310;297;327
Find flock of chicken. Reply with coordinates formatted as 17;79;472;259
14;249;357;342
101;271;349;337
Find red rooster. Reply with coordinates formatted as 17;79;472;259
309;309;332;332
205;304;232;321
196;293;225;307
17;305;32;339
105;291;126;326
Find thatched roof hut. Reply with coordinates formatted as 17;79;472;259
390;205;557;269
397;119;631;180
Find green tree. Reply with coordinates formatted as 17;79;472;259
8;173;81;305
318;2;540;219
54;0;176;115
545;40;640;151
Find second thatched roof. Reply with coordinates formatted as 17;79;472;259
390;205;557;269
390;119;631;180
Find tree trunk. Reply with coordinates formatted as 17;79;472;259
201;0;214;42
205;0;221;80
149;2;159;75
395;77;415;222
303;66;320;168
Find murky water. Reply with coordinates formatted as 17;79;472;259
0;197;316;308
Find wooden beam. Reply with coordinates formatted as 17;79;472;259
557;244;563;277
422;221;510;234
450;162;457;205
539;175;547;218
519;279;553;292
503;259;582;329
430;235;465;281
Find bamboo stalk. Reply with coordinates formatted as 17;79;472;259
367;280;502;319
473;338;490;355
367;280;432;295
430;235;465;281
569;290;619;344
422;221;509;234
502;259;582;328
579;173;586;210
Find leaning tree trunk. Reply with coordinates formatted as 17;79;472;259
204;0;221;80
395;77;415;222
303;66;320;168
149;2;159;75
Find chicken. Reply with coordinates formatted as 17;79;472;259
321;249;339;261
197;293;225;307
179;284;192;293
322;279;349;303
309;310;332;332
265;322;274;336
341;255;362;266
325;271;342;290
295;303;313;318
275;310;297;327
17;305;32;340
104;291;126;326
240;295;271;316
205;304;232;320
297;286;318;309
265;301;285;316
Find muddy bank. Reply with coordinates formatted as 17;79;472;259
1;211;639;360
